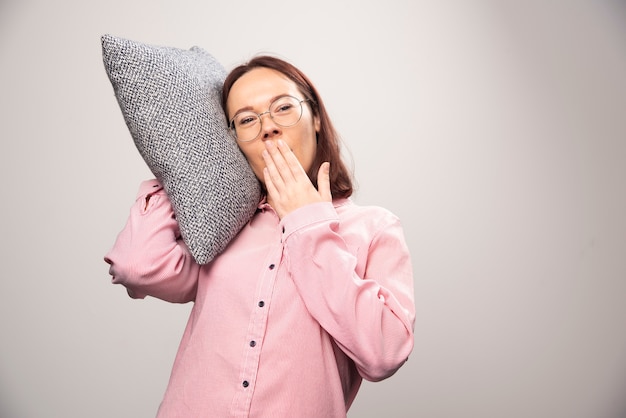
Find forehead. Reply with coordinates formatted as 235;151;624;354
227;67;300;113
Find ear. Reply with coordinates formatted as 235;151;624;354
314;114;321;133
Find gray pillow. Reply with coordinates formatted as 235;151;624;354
101;34;261;265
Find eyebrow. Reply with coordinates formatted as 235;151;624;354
231;94;292;119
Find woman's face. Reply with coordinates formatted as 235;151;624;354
226;67;320;184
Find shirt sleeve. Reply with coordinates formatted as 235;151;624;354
281;201;416;382
103;179;200;303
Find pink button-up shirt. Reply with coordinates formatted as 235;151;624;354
105;179;415;418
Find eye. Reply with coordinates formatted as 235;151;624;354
235;113;258;127
275;103;294;113
271;97;298;114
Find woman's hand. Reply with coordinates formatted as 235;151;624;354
262;139;331;219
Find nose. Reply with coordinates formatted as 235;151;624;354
259;111;281;140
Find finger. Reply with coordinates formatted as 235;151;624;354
317;162;332;202
264;140;295;184
262;148;285;190
276;139;308;181
263;166;280;199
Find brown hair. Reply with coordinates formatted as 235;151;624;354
221;55;353;199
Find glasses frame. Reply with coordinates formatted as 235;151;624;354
228;95;310;143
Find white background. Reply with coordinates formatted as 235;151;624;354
1;1;625;417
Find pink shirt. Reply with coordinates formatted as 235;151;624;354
105;179;415;418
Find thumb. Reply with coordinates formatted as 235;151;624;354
317;162;332;202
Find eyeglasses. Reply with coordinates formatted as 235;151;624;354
229;95;309;142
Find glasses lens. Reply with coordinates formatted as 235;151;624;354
270;96;303;127
232;112;261;142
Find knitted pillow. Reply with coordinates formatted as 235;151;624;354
101;34;261;265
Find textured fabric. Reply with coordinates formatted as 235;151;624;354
101;34;261;264
104;180;416;418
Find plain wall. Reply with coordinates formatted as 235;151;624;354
1;1;625;417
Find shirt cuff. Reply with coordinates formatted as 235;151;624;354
136;179;163;198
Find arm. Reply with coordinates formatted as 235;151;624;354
282;202;416;382
104;179;200;303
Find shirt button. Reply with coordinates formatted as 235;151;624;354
242;380;249;388
258;301;265;307
269;264;275;270
250;340;256;347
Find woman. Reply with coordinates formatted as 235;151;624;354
105;55;415;417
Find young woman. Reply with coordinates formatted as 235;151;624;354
105;55;415;418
